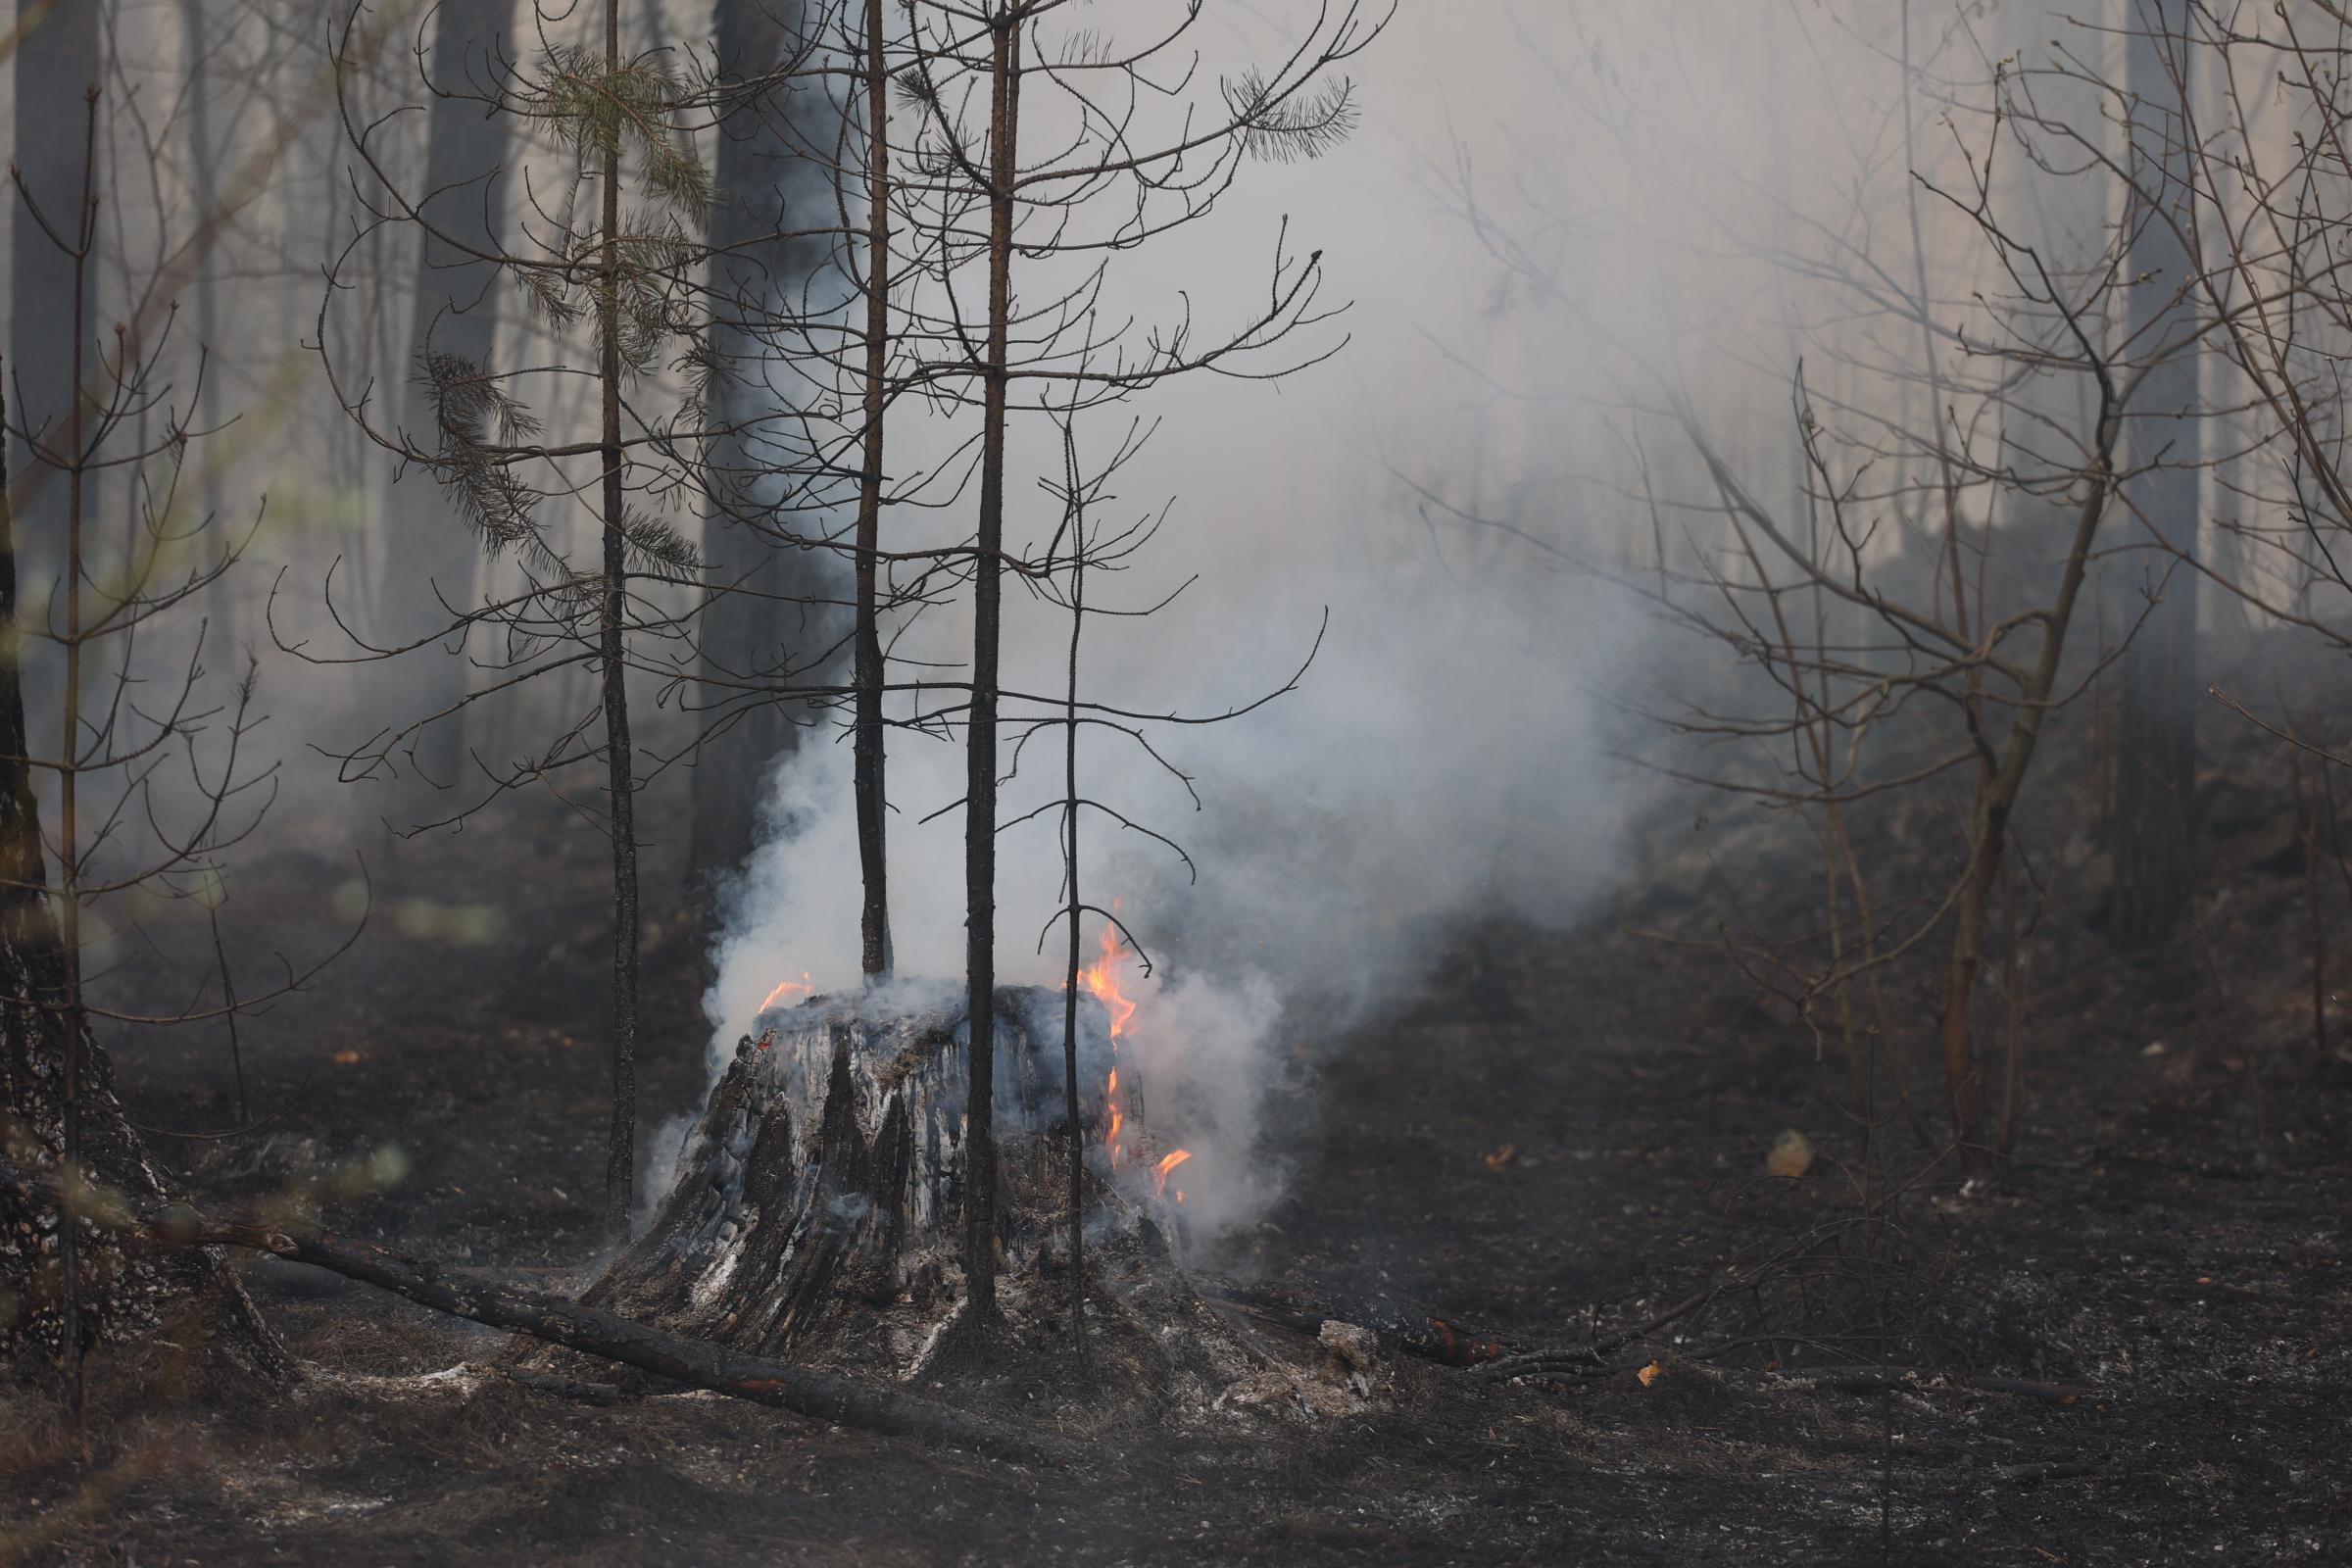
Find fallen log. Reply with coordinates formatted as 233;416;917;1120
1;1159;1072;1463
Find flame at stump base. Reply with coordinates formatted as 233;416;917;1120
571;982;1250;1396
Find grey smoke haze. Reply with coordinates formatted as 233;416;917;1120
0;0;2083;1240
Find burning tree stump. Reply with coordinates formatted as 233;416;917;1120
573;981;1243;1391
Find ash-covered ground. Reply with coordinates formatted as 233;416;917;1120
5;695;2350;1566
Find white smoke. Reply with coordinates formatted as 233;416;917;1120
701;445;1652;1246
700;2;1691;1244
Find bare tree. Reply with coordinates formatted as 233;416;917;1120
1398;2;2197;1165
887;0;1382;1317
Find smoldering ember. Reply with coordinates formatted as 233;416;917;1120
5;2;2352;1565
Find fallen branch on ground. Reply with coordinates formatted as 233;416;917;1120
1469;1234;1834;1383
493;1363;626;1406
1776;1366;2095;1406
2;1160;1072;1462
1469;1286;1722;1382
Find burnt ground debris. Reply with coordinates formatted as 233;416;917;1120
4;692;2350;1565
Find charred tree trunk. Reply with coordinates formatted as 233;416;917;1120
853;0;895;978
961;5;1025;1323
2109;0;2201;952
597;0;642;1235
688;0;853;895
1058;548;1086;1344
54;89;97;1424
389;0;513;806
0;933;279;1382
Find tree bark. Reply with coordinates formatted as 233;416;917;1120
962;5;1025;1323
598;0;642;1235
56;85;96;1426
1059;547;1086;1344
2109;0;2201;952
854;0;895;978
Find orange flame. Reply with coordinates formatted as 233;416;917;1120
760;972;813;1012
1083;921;1140;1168
1073;908;1195;1200
1104;1068;1123;1164
1077;922;1137;1039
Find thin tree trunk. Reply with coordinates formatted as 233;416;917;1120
206;901;249;1122
56;88;100;1438
962;6;1023;1321
855;0;894;978
2303;752;2328;1059
1938;439;2115;1165
1059;512;1086;1349
0;387;39;1004
1996;849;2024;1153
177;0;232;653
599;0;642;1235
2111;0;2201;950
